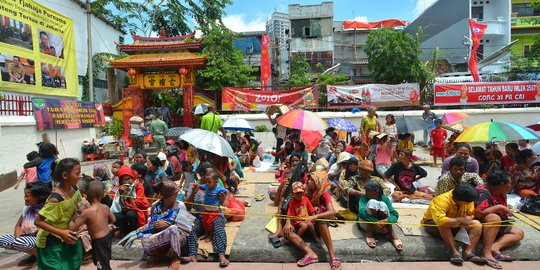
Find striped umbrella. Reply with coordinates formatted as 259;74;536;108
277;109;328;131
326;118;358;132
455;121;540;143
441;112;469;125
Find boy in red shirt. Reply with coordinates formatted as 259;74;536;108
286;182;320;243
430;119;447;165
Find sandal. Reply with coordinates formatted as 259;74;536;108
255;193;266;201
449;254;464;265
297;255;318;267
486;258;503;269
493;252;513;262
463;253;487;265
330;257;342;270
391;239;404;252
366;237;376;248
268;234;283;248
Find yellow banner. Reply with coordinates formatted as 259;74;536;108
0;0;78;97
143;73;181;89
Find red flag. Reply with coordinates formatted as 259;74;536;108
468;19;487;82
260;34;271;89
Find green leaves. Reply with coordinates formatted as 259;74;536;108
289;54;311;86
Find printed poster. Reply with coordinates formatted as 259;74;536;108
222;86;318;111
0;0;78;97
327;83;420;108
434;82;540;105
33;98;105;131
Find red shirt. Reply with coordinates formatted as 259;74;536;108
500;155;515;171
288;195;315;226
168;155;181;174
430;128;447;148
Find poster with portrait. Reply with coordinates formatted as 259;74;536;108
0;0;78;97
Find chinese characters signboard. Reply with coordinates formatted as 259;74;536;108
143;74;180;89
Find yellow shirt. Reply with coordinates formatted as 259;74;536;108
398;140;414;152
361;115;378;136
421;190;474;226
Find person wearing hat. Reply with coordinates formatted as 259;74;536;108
328;151;350;184
157;152;176;180
110;165;149;234
358;180;402;251
422;105;437;147
138;180;195;269
338;159;390;213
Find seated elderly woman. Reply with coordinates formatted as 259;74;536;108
358;180;402;251
136;180;196;270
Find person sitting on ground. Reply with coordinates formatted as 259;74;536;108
292;140;309;161
430;119;447;165
272;140;294;165
193;172;228;243
287;182;321;245
0;182;50;266
164;146;182;180
518;139;531;151
314;136;334;162
147;156;170;185
422;183;485;266
484;148;503;177
93;163;114;206
338;159;390;213
69;181;116;270
358;180;402;251
349;136;366;161
435;157;484;196
179;161;196;194
397;133;414;153
500;143;519;173
475;170;524;269
236;144;251;167
444;132;460;158
110;165;149;234
383;149;431;202
157;152;176;180
510;149;540;198
441;143;480;175
327;147;345;178
110;161;123;186
472;147;489;175
131;163;154;202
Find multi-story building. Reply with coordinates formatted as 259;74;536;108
406;0;511;75
234;31;266;85
288;2;334;71
511;0;540;58
266;11;291;83
332;21;371;83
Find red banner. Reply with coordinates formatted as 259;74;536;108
260;34;271;89
343;19;406;30
222;87;318;111
468;19;487;82
434;82;540;105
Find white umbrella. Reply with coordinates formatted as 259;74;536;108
532;141;540;155
180;129;235;157
223;118;254;131
192;103;209;115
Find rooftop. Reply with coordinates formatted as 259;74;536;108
103;52;205;70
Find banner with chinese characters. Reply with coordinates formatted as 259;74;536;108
434;82;540;105
327;83;420;108
222;86;318;111
0;0;78;97
143;73;181;89
260;34;270;89
32;98;105;130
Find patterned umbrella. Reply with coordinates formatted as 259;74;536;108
455;121;540;142
192;103;209;115
441;112;469;125
180;129;235;157
277;109;328;131
326;118;358;132
223;118;255;131
164;127;192;140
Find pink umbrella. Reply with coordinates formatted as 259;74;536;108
442;112;469;125
277;109;328;131
301;130;323;153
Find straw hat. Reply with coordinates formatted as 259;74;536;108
336;152;351;165
315;158;329;171
359;160;374;172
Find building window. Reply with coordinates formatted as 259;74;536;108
477;44;484;61
524;45;531;57
119;36;124;44
303;26;310;37
513;3;540;17
472;6;484;21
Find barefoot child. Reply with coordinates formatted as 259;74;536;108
179;161;196;193
286;181;320;244
34;158;83;269
193;172;228;242
70;181;116;270
430;119;447;165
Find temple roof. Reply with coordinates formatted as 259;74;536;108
117;41;202;54
102;52;206;70
131;29;196;42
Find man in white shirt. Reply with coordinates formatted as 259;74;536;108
129;114;145;156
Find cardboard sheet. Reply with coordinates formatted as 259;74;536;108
197;221;242;256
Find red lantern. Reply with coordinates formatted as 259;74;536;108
128;68;137;77
179;67;188;75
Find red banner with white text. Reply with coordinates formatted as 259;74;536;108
222;87;318;111
434;82;540;105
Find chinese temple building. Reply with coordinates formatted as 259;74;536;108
103;28;205;135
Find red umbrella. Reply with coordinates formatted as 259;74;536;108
301;130;322;153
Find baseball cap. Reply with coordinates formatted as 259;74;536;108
292;181;305;194
166;139;175;145
157;152;167;161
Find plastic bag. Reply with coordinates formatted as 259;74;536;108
455;227;470;245
252;156;261;168
521;196;540;216
223;194;246;222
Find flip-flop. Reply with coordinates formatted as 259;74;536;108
463;253;487;265
449;254;464;265
297;255;318;267
268;235;282;248
330;257;342;270
366;237;376;248
486;258;503;269
493;252;513;262
391;239;404;252
255;193;266;201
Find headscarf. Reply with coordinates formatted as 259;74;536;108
154;180;180;198
309;171;331;206
363;180;383;198
93;163;111;181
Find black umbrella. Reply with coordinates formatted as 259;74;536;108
164;127;192;140
395;117;428;133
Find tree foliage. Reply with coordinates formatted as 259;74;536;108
365;27;435;104
91;0;231;36
196;24;256;91
507;37;540;80
288;54;311;86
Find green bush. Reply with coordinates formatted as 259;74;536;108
254;125;269;132
105;118;124;139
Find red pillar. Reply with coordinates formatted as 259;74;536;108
183;85;193;127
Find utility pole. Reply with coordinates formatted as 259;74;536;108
86;0;93;101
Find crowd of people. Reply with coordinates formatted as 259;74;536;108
1;105;538;270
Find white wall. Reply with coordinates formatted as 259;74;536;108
0;116;97;174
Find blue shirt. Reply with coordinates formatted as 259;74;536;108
38;157;55;183
201;184;227;207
